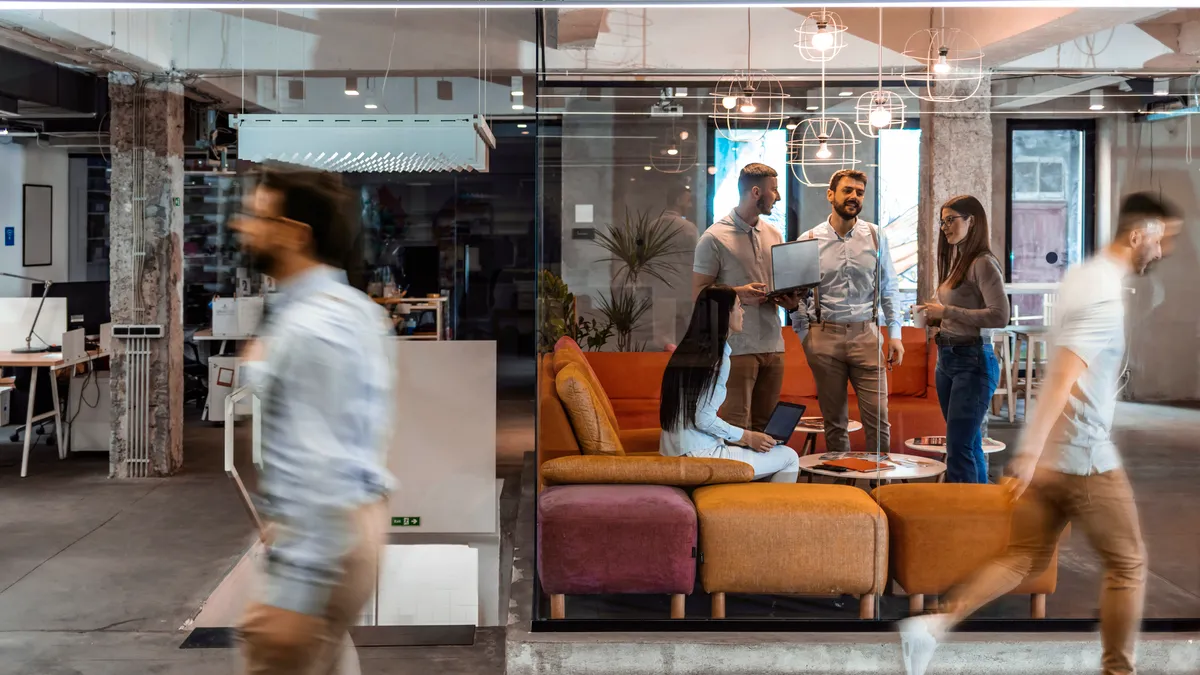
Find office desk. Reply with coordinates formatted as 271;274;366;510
193;328;254;356
0;349;108;477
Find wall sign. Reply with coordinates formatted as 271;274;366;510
3;227;13;247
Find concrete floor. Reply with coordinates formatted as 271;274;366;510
0;397;531;675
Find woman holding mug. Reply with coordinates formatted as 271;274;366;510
915;195;1008;483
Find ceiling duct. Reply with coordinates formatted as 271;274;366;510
232;114;495;173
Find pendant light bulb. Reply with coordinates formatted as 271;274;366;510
722;96;738;110
666;145;679;156
679;130;689;141
739;98;757;114
815;140;833;160
811;22;834;52
868;103;892;129
933;47;952;75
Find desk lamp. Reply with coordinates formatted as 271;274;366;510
1;272;52;353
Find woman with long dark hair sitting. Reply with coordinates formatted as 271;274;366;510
915;194;1009;483
659;284;800;482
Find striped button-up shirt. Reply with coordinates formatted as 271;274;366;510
790;218;903;340
245;265;394;616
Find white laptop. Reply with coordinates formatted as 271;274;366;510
768;239;822;298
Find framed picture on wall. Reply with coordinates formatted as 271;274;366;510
23;184;53;267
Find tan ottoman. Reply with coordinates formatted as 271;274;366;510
873;483;1064;617
693;483;888;619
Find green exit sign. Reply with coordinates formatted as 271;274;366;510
392;517;421;527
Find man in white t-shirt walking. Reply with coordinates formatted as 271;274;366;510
899;193;1182;675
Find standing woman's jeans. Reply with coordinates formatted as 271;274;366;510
936;343;1000;483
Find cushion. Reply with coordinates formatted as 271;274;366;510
554;338;620;433
693;484;888;596
618;428;662;455
538;354;581;464
541;455;754;487
555;362;624;456
872;483;1060;596
538;485;697;595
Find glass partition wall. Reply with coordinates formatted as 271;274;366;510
533;78;1200;631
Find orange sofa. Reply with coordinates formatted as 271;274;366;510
538;326;945;465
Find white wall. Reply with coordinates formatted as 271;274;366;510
0;142;71;297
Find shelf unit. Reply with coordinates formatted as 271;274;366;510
68;155;112;281
183;168;242;328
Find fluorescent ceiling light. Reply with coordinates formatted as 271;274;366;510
1089;89;1104;111
234;114;495;173
838;90;853;97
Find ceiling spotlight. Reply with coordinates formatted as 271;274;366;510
721;95;738;110
815;139;833;160
838;90;853;97
811;22;835;52
806;104;819;111
344;77;360;96
517;123;528;129
521;130;529;135
644;165;652;171
1089;89;1105;111
364;102;378;110
933;47;952;75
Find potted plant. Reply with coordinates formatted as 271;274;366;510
537;269;612;353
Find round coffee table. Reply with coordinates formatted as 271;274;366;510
795;418;863;456
904;436;1007;455
798;452;947;485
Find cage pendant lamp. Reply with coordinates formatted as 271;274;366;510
795;8;848;63
650;120;698;174
789;60;859;188
855;8;906;138
712;9;788;141
902;8;984;104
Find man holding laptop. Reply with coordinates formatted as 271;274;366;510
693;163;802;432
790;169;904;454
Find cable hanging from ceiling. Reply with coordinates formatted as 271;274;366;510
712;8;787;141
855;7;906;138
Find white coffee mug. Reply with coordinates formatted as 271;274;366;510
911;305;928;329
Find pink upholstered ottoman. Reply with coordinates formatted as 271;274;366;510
537;484;697;619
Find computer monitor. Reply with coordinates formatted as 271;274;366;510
30;281;110;336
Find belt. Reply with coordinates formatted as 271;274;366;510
815;320;875;329
935;333;983;346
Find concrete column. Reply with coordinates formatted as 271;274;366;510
108;73;185;477
917;75;993;303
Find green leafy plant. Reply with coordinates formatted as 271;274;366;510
595;286;653;352
537;270;611;352
594;207;691;287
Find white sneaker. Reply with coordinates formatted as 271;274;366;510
899;615;942;675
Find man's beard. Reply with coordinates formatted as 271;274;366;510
833;200;861;220
756;194;775;215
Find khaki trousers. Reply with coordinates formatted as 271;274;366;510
801;322;890;453
945;469;1147;675
241;500;387;675
720;352;785;432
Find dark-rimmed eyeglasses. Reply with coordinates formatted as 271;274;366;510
939;215;967;228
